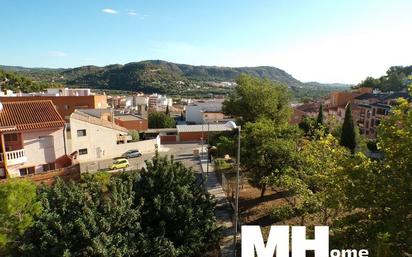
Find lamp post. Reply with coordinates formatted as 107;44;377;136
224;121;241;257
206;122;210;176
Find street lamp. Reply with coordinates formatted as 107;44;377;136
224;121;241;257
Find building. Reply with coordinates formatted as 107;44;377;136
290;102;319;124
44;88;92;96
114;114;148;131
0;100;70;178
353;92;410;138
68;110;157;163
177;124;232;142
185;99;225;124
325;88;372;109
0;94;108;121
148;93;172;111
132;93;149;117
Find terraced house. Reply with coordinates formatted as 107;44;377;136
0;100;71;178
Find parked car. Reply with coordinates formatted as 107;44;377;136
122;149;142;159
110;158;129;170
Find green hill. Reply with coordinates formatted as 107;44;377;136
1;60;302;93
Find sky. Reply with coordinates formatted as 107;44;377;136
1;0;412;84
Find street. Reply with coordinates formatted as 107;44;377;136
79;143;204;175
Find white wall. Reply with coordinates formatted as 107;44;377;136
185;101;223;124
69;117;157;162
8;128;65;177
186;105;203;124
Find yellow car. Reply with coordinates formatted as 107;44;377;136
110;158;129;170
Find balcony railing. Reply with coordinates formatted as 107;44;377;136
0;149;27;165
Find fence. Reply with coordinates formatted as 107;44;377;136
0;164;81;185
221;172;247;204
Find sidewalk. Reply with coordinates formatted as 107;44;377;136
199;155;235;257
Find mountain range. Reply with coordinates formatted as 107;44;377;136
0;60;350;95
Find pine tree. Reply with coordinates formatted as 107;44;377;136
340;103;357;153
165;105;170;116
316;104;324;127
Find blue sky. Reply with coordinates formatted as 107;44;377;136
1;0;412;83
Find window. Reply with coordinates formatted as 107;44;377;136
64;105;70;110
43;163;56;172
79;148;88;155
4;133;18;142
77;129;87;137
19;167;35;176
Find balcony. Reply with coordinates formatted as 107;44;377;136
0;149;27;166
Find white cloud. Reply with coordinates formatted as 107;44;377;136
47;51;68;57
102;8;118;14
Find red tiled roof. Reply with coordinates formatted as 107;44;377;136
0;100;65;131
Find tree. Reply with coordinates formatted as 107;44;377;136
165;105;170;116
0;179;41;251
271;135;352;225
134;154;220;257
222;74;291;124
15;178;145;257
316;104;324;127
340;103;357;153
298;116;316;137
129;130;140;141
148;111;176;128
331;85;412;256
241;119;301;197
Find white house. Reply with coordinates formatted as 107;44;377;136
185;99;224;124
68;110;157;163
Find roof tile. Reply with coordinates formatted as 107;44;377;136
0;100;65;131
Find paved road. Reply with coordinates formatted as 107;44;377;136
80;143;202;174
80;152;153;173
159;143;202;172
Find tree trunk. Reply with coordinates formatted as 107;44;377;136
300;214;306;226
260;185;266;198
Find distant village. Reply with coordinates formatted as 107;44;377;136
0;84;408;182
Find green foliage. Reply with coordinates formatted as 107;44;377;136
316;104;324;127
215;135;236;158
10;155;219;257
357;65;412;92
271;135;353;225
340;103;357;152
134;155;220;257
1;60;304;95
298;116;317;137
222;74;292;124
214;159;232;171
330;88;412;255
242;119;301;197
0;69;52;93
15;178;144;257
0;179;41;249
129;130;140;141
148;112;176;128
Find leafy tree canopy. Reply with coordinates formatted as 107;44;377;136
148;112;176;129
0;179;41;250
222;74;292;124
